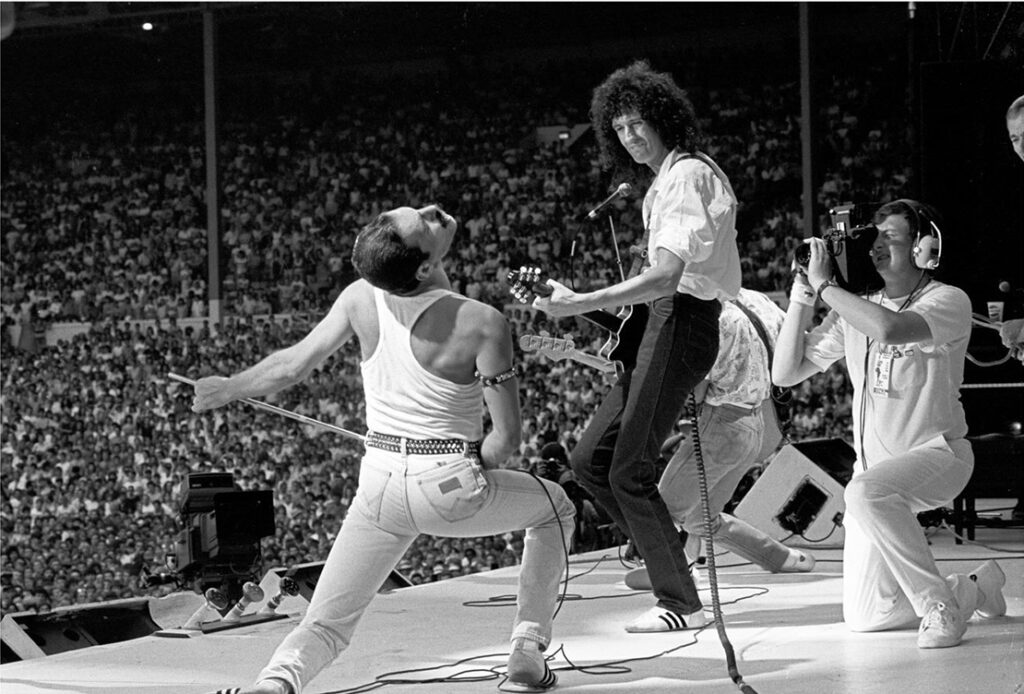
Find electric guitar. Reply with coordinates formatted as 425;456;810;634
506;266;648;372
518;333;621;375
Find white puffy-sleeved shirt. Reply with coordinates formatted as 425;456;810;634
642;149;742;301
802;281;972;468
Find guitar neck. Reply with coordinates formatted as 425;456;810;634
561;349;620;375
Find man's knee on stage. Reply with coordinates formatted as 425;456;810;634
606;455;660;499
843;475;903;520
532;480;577;541
568;446;610;489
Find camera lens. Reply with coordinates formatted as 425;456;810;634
794;243;811;268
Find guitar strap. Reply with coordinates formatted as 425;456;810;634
730;298;792;446
635;150;735;277
730;299;775;372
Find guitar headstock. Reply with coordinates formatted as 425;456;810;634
505;266;552;304
519;333;576;358
518;332;620;375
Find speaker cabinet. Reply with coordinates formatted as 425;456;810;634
733;438;856;548
0;598;160;662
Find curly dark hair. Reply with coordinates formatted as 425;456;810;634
589;60;703;189
351;214;428;294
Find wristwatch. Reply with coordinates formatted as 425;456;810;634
816;278;840;303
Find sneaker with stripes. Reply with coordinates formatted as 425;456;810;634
205;679;290;694
625;606;708;633
500;637;557;692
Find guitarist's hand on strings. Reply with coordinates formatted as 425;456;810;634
532;278;582;318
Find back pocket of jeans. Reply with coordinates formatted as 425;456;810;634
355;461;392;522
416;458;489;523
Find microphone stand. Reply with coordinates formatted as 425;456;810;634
609;216;626;283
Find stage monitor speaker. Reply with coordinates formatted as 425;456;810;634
733;438;856;548
0;598;160;663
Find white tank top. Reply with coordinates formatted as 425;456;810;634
360;287;484;441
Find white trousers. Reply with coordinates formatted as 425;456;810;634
658;403;794;571
842;437;977;631
258;448;575;693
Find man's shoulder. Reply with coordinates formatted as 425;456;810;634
669;152;720;179
915;281;971;312
450;296;505;330
340;278;374;299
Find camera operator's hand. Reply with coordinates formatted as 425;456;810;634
805;237;833;293
791;256;809;279
788;251;816;308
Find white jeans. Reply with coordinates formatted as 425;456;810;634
258;448;575;693
842;437;977;631
658;403;794;571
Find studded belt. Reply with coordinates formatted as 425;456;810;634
365;431;481;456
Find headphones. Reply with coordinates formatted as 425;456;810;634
894;199;943;271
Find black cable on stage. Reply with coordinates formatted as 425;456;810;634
798;523;841;544
322;582;771;694
688;392;758;694
935;521;1024;555
318;405;782;694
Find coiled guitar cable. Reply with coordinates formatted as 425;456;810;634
688;391;758;694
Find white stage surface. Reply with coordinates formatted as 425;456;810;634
1;524;1021;694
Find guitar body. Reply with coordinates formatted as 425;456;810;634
590;304;648;371
506;266;649;372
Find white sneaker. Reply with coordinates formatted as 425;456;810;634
625;606;708;633
969;560;1007;619
917;601;967;649
780;549;815;573
502;637;557;692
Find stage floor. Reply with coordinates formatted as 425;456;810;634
1;517;1022;694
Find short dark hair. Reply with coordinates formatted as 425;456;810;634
874;198;946;276
351;214;428;294
873;199;942;239
590;60;703;186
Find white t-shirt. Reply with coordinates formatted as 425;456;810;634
803;281;972;468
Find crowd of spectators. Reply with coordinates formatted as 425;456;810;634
1;56;903;617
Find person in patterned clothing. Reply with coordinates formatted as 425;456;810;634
626;289;814;592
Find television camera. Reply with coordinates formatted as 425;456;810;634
794;204;884;295
152;472;276;605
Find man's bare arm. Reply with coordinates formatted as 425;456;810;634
475;305;522;469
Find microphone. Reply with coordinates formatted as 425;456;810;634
259;576;300;615
998;280;1024;297
182;587;229;630
222;581;265;623
586;182;632;220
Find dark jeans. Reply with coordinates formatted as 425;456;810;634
570;292;721;614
